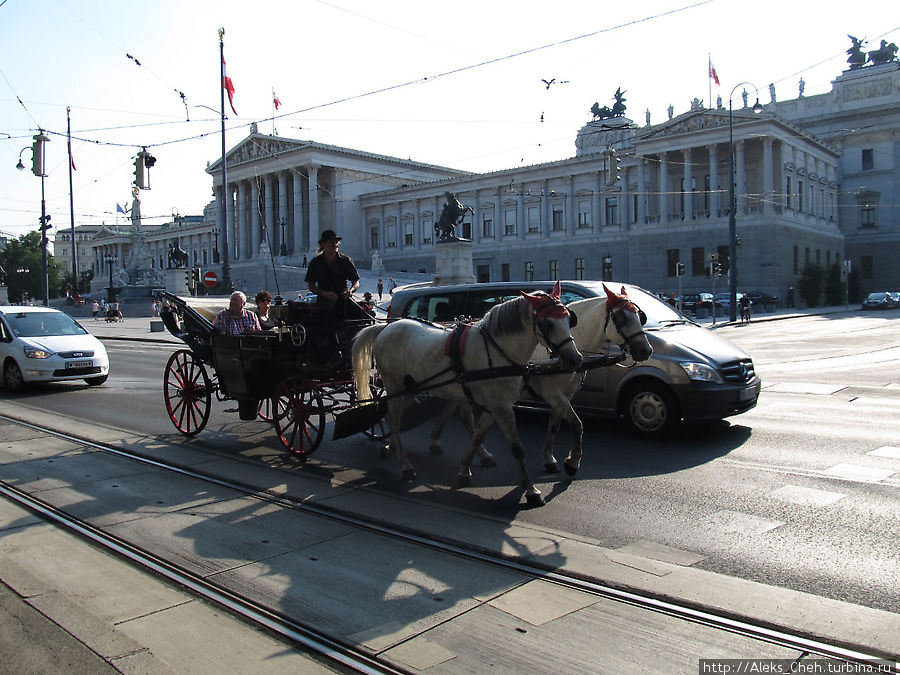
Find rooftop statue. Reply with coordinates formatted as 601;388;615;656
434;192;473;242
168;242;189;268
590;87;627;121
847;35;867;69
868;39;898;66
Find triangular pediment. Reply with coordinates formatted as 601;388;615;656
223;135;308;167
641;111;731;140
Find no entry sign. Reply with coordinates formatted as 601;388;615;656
203;271;218;288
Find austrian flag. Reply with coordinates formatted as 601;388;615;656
273;91;282;110
709;62;720;86
222;55;237;115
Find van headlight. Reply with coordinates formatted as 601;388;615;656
679;361;723;383
24;346;53;359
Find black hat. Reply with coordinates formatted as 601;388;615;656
318;229;341;243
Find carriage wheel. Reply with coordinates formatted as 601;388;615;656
360;376;389;441
164;349;211;436
257;397;276;422
273;377;326;457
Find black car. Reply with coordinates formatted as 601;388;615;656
744;290;777;309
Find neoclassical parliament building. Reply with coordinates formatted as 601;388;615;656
60;51;899;300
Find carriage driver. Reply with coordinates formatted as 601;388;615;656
305;229;360;367
213;291;262;336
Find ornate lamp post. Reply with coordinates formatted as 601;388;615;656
602;254;613;281
104;254;118;302
212;227;220;263
727;83;763;322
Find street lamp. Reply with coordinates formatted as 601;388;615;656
104;254;118;303
279;218;287;256
16;132;51;307
211;227;220;263
602;254;613;281
727;83;763;322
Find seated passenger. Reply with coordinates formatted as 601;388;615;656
254;290;276;330
359;291;375;315
213;291;261;336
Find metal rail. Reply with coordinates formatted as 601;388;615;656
0;413;895;672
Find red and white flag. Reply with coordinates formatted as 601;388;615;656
222;54;237;115
708;60;720;86
273;90;282;110
67;138;76;171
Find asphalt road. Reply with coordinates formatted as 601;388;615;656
3;310;899;616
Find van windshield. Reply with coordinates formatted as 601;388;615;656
7;312;88;337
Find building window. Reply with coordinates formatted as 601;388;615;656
798;180;804;212
524;261;534;281
861;148;874;171
577;201;590;229
786;175;792;210
386;223;396;247
666;249;680;277
861;255;873;279
575;258;585;280
691;247;705;276
527;206;540;233
461;221;471;239
861;203;876;227
370;227;379;249
805;247;810;265
482;214;493;238
501;263;510;281
703;174;711;211
793;245;799;274
404;219;414;245
551;207;564;232
857;191;879;228
549;259;559;280
605;198;618;225
504;209;516;236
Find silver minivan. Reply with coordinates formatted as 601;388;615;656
387;280;760;439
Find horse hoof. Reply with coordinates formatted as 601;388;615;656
525;492;546;507
544;461;560;474
479;456;497;468
402;469;416;482
564;460;579;476
458;475;473;488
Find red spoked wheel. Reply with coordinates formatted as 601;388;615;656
273;376;326;457
361;376;389;441
164;350;211;436
257;397;276;422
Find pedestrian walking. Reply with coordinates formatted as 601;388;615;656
91;300;100;322
377;277;384;301
388;277;396;295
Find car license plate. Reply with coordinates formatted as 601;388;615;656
66;360;92;369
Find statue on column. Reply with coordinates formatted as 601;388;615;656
798;78;805;97
769;83;776;103
434;192;473;242
846;35;867;69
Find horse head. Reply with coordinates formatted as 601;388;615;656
521;282;582;370
602;283;652;362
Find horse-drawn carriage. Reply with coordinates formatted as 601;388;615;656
158;291;385;457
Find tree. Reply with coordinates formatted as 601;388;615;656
798;262;825;308
824;263;845;306
0;231;64;303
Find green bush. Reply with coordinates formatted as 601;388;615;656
824;263;845;305
798;263;824;308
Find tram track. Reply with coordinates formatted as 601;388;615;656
0;413;896;672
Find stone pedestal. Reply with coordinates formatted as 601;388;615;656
433;239;475;286
165;268;190;296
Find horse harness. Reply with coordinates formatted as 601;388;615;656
603;296;648;349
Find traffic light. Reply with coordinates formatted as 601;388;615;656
608;148;621;184
676;261;685;276
31;132;49;177
134;151;147;189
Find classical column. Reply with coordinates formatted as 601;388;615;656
292;171;305;256
333;168;344;236
659;153;669;222
683;148;693;219
471;192;480;245
307;164;320;241
566;176;576;236
735;140;746;215
636;157;646;225
250;178;262;257
541;181;550;238
264;173;276;250
278;171;289;254
708;144;720;215
596;171;605;229
516;186;525;240
763;138;774;215
236;181;247;260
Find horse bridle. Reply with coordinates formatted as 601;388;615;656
531;295;577;357
603;298;647;351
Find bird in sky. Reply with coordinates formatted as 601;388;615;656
541;78;569;90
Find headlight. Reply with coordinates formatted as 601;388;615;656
24;346;52;359
679;361;723;383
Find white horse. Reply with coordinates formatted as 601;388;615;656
352;282;583;507
429;284;653;475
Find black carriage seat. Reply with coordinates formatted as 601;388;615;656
158;293;215;364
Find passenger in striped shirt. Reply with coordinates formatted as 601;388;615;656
213;291;261;335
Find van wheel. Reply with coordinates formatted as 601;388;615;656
624;381;678;440
4;361;24;392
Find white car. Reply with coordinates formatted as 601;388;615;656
0;306;109;391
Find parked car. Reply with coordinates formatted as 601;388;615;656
387;280;760;439
0;306;109;391
680;292;720;314
714;292;746;310
862;291;894;310
744;290;777;309
888;291;900;308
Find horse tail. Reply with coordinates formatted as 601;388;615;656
352;323;389;400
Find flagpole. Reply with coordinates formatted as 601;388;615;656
66;106;77;286
218;27;232;292
272;88;276;135
708;54;712;111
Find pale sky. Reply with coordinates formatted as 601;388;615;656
1;0;896;242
